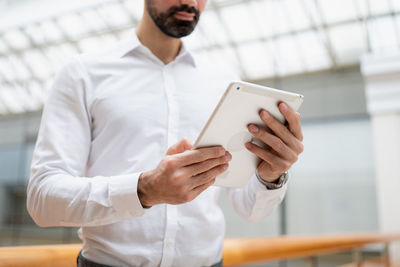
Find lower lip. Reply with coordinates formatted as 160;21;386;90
173;13;195;21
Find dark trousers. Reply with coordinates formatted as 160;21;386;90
77;251;223;267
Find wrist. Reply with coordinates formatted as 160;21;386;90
257;171;281;183
256;169;289;190
138;171;154;208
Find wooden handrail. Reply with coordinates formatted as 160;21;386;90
0;233;399;267
0;243;80;267
223;233;400;266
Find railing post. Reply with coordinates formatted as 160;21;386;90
352;248;362;267
307;256;318;267
383;242;391;267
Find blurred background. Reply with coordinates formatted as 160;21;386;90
0;0;400;266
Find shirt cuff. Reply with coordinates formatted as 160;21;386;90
242;173;288;222
249;172;288;196
109;173;145;218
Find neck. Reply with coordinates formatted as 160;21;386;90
136;11;182;65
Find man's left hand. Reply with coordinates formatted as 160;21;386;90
245;102;304;183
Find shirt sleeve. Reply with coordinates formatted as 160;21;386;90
27;58;145;228
225;172;288;223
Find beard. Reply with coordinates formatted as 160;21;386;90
146;0;201;38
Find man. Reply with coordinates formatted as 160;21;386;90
27;0;304;266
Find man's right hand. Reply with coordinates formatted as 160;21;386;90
137;138;231;208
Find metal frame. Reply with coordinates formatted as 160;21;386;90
0;0;399;115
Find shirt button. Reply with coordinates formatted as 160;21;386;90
166;240;174;247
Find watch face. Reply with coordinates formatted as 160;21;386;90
280;172;289;184
256;170;288;189
269;172;288;189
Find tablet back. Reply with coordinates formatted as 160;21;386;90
193;81;304;188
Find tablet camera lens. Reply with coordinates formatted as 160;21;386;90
237;87;240;90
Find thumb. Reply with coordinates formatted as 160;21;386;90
166;137;193;155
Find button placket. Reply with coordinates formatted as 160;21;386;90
159;65;179;267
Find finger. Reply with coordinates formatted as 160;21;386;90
258;110;303;154
183;152;231;177
174;146;226;167
166;137;193;155
191;178;216;198
278;102;303;141
190;163;228;189
245;142;292;172
247;124;297;161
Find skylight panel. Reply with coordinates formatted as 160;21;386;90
249;0;292;38
219;47;241;75
220;3;259;43
249;1;274;38
40;20;64;43
24;24;46;46
96;3;132;28
275;36;304;76
302;0;324;27
397;15;400;41
211;0;234;6
23;50;52;80
29;81;46;107
198;46;236;65
43;46;63;68
43;80;53;96
0;58;8;78
297;30;331;71
80;9;108;33
1;0;397;116
192;46;241;79
284;0;311;31
319;0;357;24
3;29;30;50
329;22;365;65
78;36;105;53
184;27;210;51
0;86;25;114
264;0;291;36
100;34;118;47
13;86;36;111
0;40;8;54
8;54;31;81
237;41;275;80
369;0;390;16
394;0;400;12
0;57;16;81
197;11;230;47
116;28;134;39
121;0;144;22
44;43;78;68
353;0;368;18
206;46;241;76
369;16;398;52
57;14;88;40
59;43;79;56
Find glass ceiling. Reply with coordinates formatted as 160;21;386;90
0;0;399;115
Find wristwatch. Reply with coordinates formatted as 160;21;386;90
255;169;289;190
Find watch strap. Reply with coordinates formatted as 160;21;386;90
255;170;289;190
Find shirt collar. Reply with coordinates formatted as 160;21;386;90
116;30;196;67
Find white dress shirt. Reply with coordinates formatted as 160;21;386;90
27;31;287;267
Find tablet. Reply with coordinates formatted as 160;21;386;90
192;81;304;188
